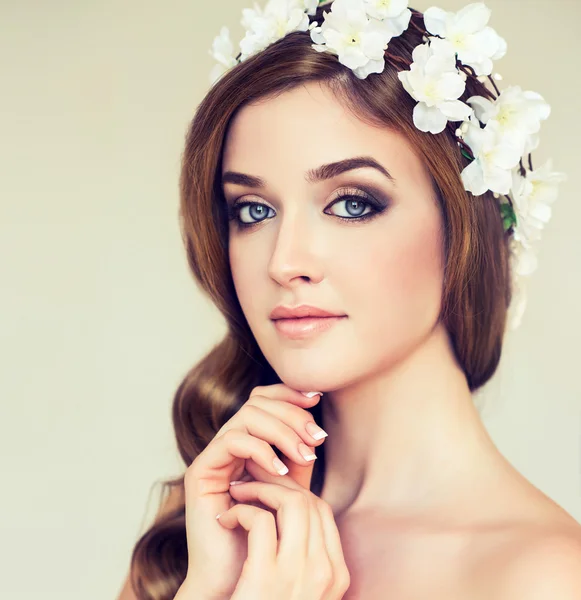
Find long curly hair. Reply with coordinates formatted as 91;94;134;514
126;5;512;599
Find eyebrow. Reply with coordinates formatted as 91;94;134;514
221;156;395;189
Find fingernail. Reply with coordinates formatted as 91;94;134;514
301;391;323;398
216;512;223;519
273;456;289;475
229;480;245;486
298;443;317;461
306;421;328;440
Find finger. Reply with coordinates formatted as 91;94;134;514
218;387;326;451
243;457;316;492
225;403;323;472
286;390;325;491
242;442;317;495
217;390;326;492
216;503;277;569
217;386;323;440
248;390;325;491
231;480;350;594
227;481;310;559
249;385;324;410
189;429;293;495
232;431;318;494
314;502;351;594
278;440;317;492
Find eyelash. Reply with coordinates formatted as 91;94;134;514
226;188;386;229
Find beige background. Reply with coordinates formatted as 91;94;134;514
1;1;579;598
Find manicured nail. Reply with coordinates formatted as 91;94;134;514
298;443;317;461
229;480;245;486
301;391;323;398
306;421;328;440
273;457;289;475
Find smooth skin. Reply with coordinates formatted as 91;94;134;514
214;475;350;600
118;79;581;599
220;81;581;597
173;384;349;600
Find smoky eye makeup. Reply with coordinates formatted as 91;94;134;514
225;180;394;230
223;180;392;209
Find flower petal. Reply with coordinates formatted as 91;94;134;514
456;2;491;35
382;8;412;37
338;44;370;69
438;99;473;121
494;140;523;170
461;159;487;195
470;27;505;60
485;164;512;194
514;247;538;276
507;279;528;329
466;95;495;122
413;102;447;133
434;72;466;100
397;69;415;98
492;34;507;60
423;6;448;37
428;36;458;63
360;29;390;59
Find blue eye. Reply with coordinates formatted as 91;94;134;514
229;202;275;226
227;188;386;230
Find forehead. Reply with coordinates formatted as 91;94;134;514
221;82;430;189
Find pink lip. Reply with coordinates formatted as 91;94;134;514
273;316;346;340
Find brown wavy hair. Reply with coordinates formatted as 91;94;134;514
126;5;512;599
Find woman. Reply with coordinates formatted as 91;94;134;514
118;2;580;599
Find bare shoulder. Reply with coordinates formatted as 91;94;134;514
459;470;581;600
492;524;581;599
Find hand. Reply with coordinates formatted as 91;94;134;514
177;384;328;599
217;459;351;600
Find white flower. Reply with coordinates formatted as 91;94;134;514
460;118;522;195
423;2;507;76
363;0;411;37
240;0;312;61
506;271;528;330
209;26;238;85
297;0;320;16
310;0;395;79
467;86;550;156
397;40;472;133
503;159;565;298
510;159;566;252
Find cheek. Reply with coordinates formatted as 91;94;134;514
229;240;267;315
343;214;444;350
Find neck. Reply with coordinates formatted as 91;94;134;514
318;321;505;522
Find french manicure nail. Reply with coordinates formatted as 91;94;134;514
273;457;289;475
306;421;328;440
301;391;323;398
298;443;317;461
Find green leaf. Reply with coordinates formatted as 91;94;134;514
500;202;517;232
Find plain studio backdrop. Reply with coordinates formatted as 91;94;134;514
1;0;580;598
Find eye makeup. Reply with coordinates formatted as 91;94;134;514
226;183;391;230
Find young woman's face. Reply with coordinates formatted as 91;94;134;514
221;82;445;392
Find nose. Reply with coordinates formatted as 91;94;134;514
267;207;324;288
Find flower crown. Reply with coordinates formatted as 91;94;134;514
209;0;566;331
